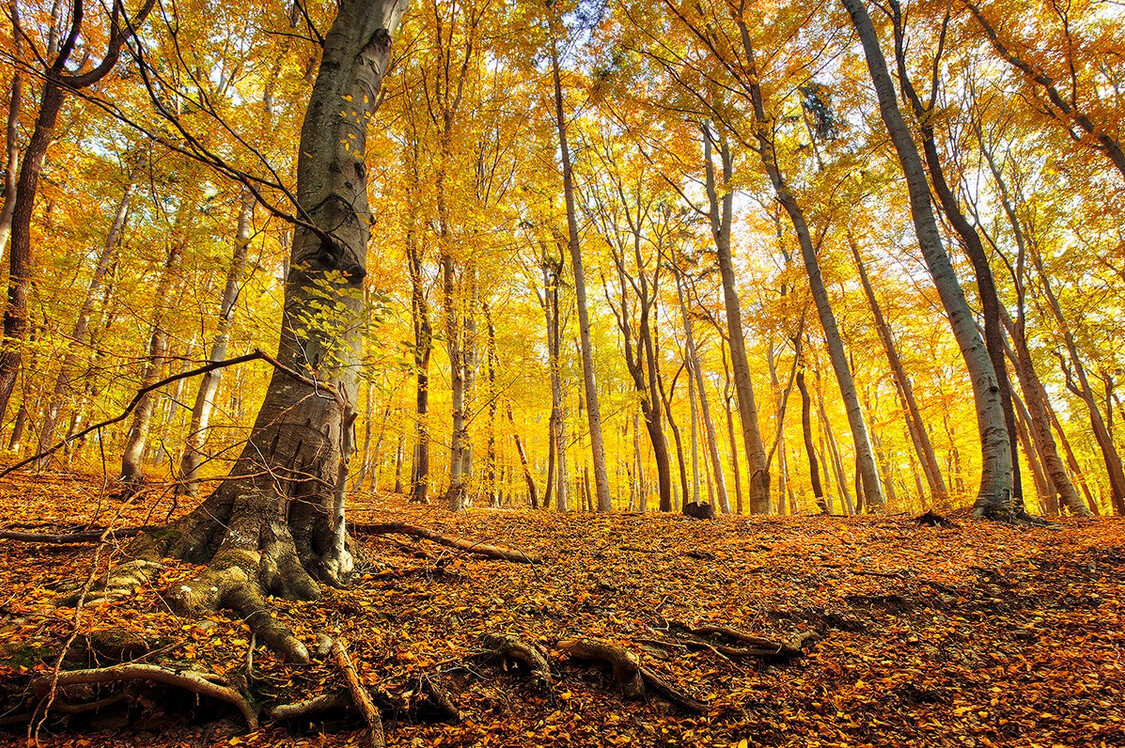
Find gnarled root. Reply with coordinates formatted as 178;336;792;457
662;619;817;660
558;638;708;714
481;633;551;691
31;663;258;731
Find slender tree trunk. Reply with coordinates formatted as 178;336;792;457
817;372;854;515
506;402;538;508
796;370;827;513
0;57;21;261
1013;388;1056;513
721;339;744;514
37;178;135;454
180;188;253;495
847;235;946;501
1047;398;1100;514
120;239;184;483
704;130;769;512
0;0;155;426
676;273;728;511
842;0;1013;516
550;26;611;512
738;26;883;509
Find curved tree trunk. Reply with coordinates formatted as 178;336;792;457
842;0;1013;517
738;21;884;510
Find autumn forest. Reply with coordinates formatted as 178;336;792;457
0;0;1123;745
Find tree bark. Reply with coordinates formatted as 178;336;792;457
738;21;884;510
704;130;769;512
550;21;611;512
889;5;1022;510
842;0;1013;516
179;187;253;495
113;1;408;659
796;369;827;513
120;237;183;483
847;235;947;501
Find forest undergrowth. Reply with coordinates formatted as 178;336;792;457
0;472;1121;747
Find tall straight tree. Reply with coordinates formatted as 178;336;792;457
841;0;1014;517
548;11;612;511
703;128;770;513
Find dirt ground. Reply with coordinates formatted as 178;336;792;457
0;471;1122;747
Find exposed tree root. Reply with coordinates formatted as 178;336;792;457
480;633;551;690
558;638;708;714
30;663;258;731
662;620;817;660
0;526;149;543
331;637;385;748
267;691;350;722
352;522;540;563
415;673;462;723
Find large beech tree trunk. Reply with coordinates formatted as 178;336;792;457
842;0;1013;517
115;0;407;661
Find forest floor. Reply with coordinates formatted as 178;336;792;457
0;471;1122;748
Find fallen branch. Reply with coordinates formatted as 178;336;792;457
31;663;257;731
352;522;540;564
331;637;385;748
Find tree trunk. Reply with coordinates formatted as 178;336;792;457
889;10;1023;511
796;370;827;513
550;23;611;511
738;24;884;509
842;0;1013;516
704;130;769;512
0;0;155;426
721;339;744;514
37;177;135;454
112;0;407;662
120;239;183;483
0;58;21;261
180;187;253;495
847;234;947;501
